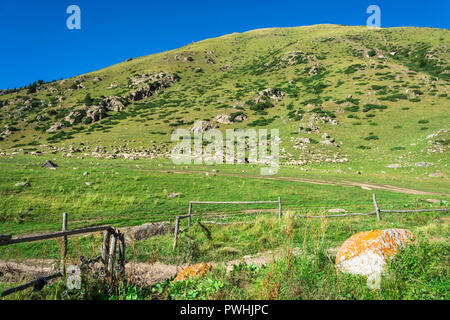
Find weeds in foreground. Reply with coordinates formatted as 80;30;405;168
1;213;448;300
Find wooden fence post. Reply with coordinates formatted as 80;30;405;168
278;197;282;219
373;194;381;221
61;213;68;276
118;231;126;277
188;202;192;228
102;230;111;271
173;216;180;252
107;231;117;277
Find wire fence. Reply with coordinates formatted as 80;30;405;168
171;194;450;250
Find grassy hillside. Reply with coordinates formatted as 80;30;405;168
0;25;448;173
0;25;449;300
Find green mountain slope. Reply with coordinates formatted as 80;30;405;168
0;24;448;174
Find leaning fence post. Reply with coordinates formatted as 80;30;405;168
61;213;68;276
173;216;180;252
278;197;282;219
188;202;192;228
373;194;382;221
118;231;126;277
102;230;111;271
107;231;118;277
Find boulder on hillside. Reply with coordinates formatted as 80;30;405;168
232;113;248;122
103;96;127;112
414;162;427;167
42;160;58;170
124;222;171;243
190;121;218;134
64;110;85;125
214;114;232;124
174;263;212;282
220;64;233;71
174;53;194;62
127;73;180;101
336;229;415;289
86;105;106;122
46;121;64;133
386;164;402;169
256;88;285;102
428;170;443;178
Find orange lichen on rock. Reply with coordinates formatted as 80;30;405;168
335;229;415;289
173;263;212;282
336;229;415;265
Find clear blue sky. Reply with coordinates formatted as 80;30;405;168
1;0;448;89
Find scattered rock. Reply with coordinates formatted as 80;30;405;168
127;73;180;101
42;160;57;170
336;229;415;289
414;162;427;167
174;263;212;282
86;105;106;122
205;57;215;64
15;182;31;187
429;170;443;178
174;53;194;62
124;222;171;243
108;82;118;89
425;199;441;204
64;110;85;125
220;64;233;71
386;164;402;169
46;121;63;133
256;88;285;102
167;193;180;199
214;114;232;124
103;96;126;112
190;121;218;134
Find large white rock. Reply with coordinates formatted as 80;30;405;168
336;229;414;289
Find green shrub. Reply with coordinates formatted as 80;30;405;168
362;104;388;112
344;106;359;112
364;134;379;141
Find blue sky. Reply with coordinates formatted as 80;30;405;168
0;0;448;89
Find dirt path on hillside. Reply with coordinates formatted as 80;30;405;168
139;168;449;196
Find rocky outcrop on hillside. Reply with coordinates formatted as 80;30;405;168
174;53;194;62
214;113;248;124
64;110;85;125
255;88;285;103
126;73;180;101
190;121;218;133
86;105;107;122
46;121;64;133
220;64;233;71
45;72;179;133
103;96;127;112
